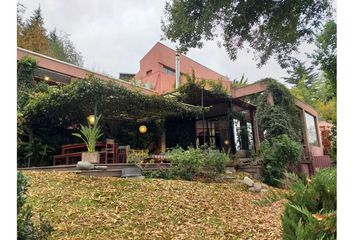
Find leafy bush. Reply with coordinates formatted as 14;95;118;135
201;148;229;178
261;134;302;187
167;146;229;180
168;147;204;180
17;171;53;240
143;169;170;179
127;149;149;165
282;168;336;239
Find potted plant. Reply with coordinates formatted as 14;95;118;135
72;114;103;163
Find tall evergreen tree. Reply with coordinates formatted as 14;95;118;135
283;58;318;87
48;29;83;66
19;6;50;55
17;3;26;45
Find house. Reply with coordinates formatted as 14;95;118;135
134;42;232;94
17;45;330;174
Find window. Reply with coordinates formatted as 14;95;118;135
162;65;175;76
305;112;319;146
146;70;152;76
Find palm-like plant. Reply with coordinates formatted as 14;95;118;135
232;73;248;88
72;115;103;152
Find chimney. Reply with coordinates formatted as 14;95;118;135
175;52;180;88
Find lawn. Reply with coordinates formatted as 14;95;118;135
24;171;286;240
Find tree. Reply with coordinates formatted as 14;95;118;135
283;58;318;87
48;29;84;66
18;6;50;55
17;3;26;45
232;73;248;88
162;0;332;67
312;20;336;97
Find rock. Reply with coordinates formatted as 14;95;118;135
94;166;108;170
76;161;94;170
122;167;143;178
225;167;236;174
261;189;268;192
254;183;262;192
261;183;269;189
248;187;256;192
243;176;254;187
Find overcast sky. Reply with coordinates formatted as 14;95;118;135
20;0;317;84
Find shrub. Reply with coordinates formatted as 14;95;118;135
127;149;149;165
17;171;53;240
261;134;302;187
282;168;336;239
143;169;170;179
168;147;204;180
201;148;229;178
167;146;229;180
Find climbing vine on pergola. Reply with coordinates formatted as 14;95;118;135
23;75;203;130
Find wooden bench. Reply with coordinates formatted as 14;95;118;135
53;152;82;166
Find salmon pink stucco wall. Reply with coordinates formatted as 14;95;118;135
135;42;232;94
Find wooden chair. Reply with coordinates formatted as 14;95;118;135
99;139;116;164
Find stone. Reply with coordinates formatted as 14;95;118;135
122;167;143;178
76;161;94;170
254;183;262;192
248;187;256;192
261;189;268;192
225;167;236;174
243;176;254;187
94;166;108;170
261;183;269;189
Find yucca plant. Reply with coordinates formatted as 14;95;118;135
72;115;103;152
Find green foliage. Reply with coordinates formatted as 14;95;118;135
282;168;336;239
162;0;332;67
127;149;149;165
261;135;302;187
48;29;83;66
168;147;205;181
18;6;50;55
143;169;170;179
177;72;229;106
72;115;103;152
254;189;286;207
17;5;83;66
201;148;229;178
23;75;201;129
18;75;201;166
17;56;38;110
17;137;55;167
232;73;248;88
312;20;337;98
167;146;229;180
17;172;53;240
329;124;337;163
256;79;301;141
283;58;318;87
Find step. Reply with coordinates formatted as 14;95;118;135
76;169;122;177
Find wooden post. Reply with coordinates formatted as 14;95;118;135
251;109;261;151
160;132;166;153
